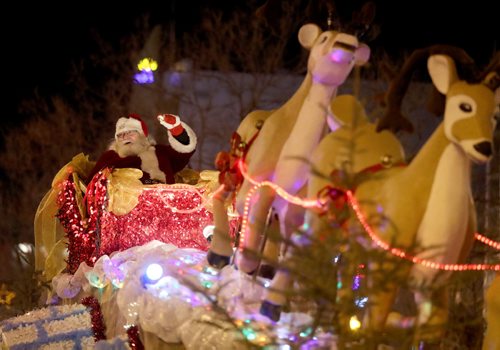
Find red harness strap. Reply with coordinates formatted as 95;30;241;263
315;162;407;224
215;120;264;192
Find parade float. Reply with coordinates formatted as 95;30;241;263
1;10;499;349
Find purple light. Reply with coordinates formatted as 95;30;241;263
329;48;354;64
169;72;182;86
352;273;362;290
134;71;155;84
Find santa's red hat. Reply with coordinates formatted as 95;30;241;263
115;113;149;138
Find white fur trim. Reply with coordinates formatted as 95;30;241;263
115;117;144;138
167;122;197;153
138;146;166;183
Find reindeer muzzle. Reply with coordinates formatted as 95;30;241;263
474;141;493;158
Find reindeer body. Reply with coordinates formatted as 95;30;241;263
208;23;370;271
321;55;497;343
234;25;370;272
264;94;406;307
237;77;311;192
355;123;477;283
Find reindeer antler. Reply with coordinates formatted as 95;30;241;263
479;52;500;91
348;1;377;41
376;45;476;133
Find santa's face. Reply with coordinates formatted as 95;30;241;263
115;131;150;157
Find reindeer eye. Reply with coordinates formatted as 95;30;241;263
459;103;472;112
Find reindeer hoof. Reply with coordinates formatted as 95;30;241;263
206;250;231;269
258;264;276;279
260;300;281;322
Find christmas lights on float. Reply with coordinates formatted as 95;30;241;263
237;160;500;271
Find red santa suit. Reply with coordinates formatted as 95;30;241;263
86;114;197;184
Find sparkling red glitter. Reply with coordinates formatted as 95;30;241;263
126;325;144;350
97;186;213;256
56;170;221;272
81;296;106;341
56;175;101;274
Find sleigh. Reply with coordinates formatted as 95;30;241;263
34;153;236;282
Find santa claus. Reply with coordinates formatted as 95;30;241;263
86;113;197;184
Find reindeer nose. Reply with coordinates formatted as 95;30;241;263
330;48;354;64
473;141;492;157
330;42;356;64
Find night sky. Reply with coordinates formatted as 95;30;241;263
4;1;498;129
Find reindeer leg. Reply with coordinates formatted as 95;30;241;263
259;212;281;279
260;212;309;322
259;202;306;279
412;286;449;348
236;185;276;273
260;237;299;323
260;267;292;321
365;262;401;338
207;189;234;268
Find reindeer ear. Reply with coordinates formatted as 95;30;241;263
427;54;459;94
298;23;322;50
495;88;500;105
354;43;371;66
482;71;500;104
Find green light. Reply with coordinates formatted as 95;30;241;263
299;327;313;337
241;327;256;340
202;280;213;289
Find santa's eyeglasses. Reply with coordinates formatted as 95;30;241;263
117;130;139;139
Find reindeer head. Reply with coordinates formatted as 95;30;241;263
428;54;500;163
298;23;370;86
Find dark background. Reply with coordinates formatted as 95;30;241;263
3;1;498;129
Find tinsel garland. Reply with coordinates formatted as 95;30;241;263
81;296;107;342
56;171;108;273
56;179;93;273
126;325;144;350
56;169;223;272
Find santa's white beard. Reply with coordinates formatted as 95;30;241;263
115;135;150;157
113;135;166;183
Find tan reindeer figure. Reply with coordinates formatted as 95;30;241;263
341;55;497;345
207;20;371;270
261;94;406;319
263;52;499;347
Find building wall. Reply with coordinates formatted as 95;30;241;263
161;69;442;171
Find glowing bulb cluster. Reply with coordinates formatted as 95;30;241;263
137;58;158;72
134;58;158;84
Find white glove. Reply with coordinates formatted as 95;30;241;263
157;114;184;136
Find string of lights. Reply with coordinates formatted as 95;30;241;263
237;161;500;271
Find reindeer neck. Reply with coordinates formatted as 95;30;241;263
403;123;471;191
278;74;313;116
271;75;341;196
279;75;338;117
308;81;339;101
408;123;473;281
